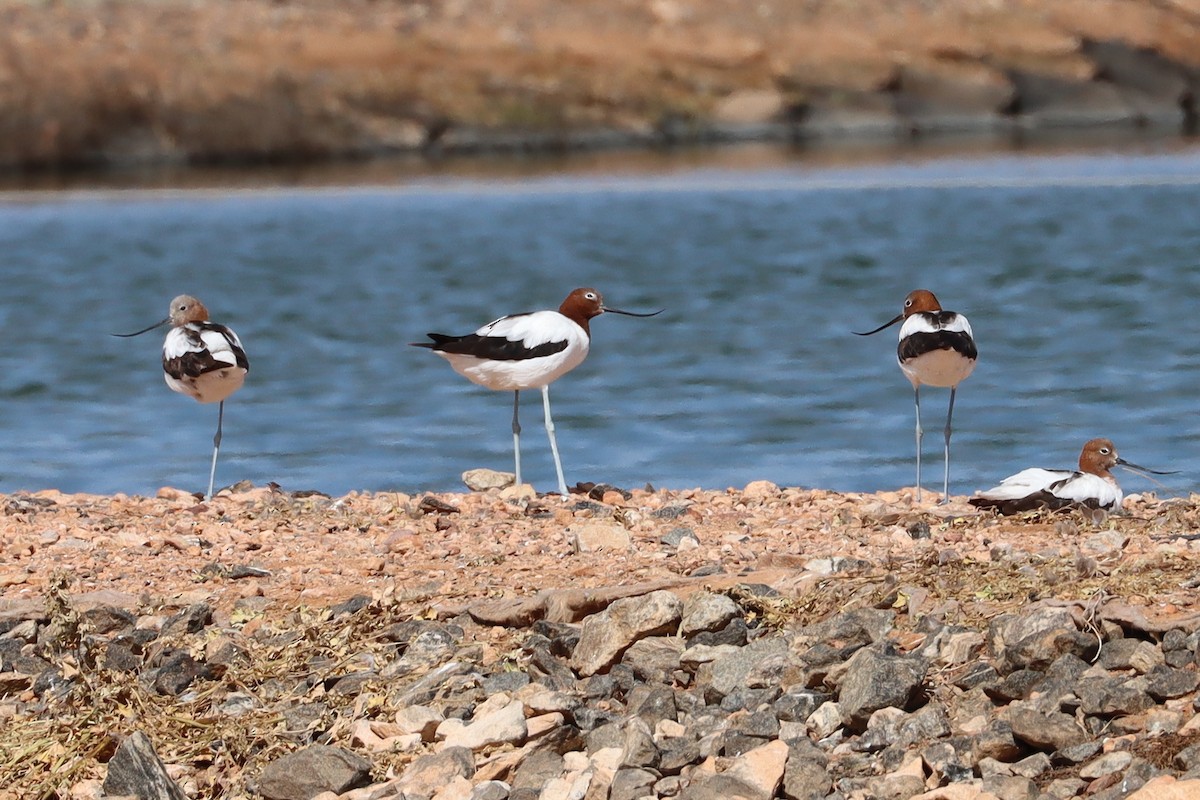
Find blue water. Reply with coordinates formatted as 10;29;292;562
1;146;1198;498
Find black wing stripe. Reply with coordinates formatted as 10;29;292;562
165;351;238;381
420;333;569;361
898;330;978;362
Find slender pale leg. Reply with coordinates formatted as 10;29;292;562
913;386;923;503
542;385;569;497
940;387;958;505
511;390;522;487
207;400;225;501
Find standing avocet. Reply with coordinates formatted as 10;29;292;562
969;437;1174;514
856;289;977;504
413;288;661;496
114;295;249;500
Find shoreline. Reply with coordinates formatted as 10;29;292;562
2;0;1198;175
2;483;1200;797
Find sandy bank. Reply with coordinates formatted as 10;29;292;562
2;0;1198;171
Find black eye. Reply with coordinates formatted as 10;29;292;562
1099;448;1110;455
586;292;597;300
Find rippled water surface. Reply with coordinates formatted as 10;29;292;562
2;145;1199;498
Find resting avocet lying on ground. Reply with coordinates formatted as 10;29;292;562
969;437;1174;514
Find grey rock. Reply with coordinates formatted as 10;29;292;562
782;738;830;800
722;732;769;757
257;745;372;800
836;647;928;731
774;688;831;723
895;705;950;747
511;750;563;791
632;685;678;727
150;651;210;696
1175;741;1200;771
1076;675;1155;717
699;635;788;704
102;731;188;800
1007;704;1089;751
922;740;973;783
954;661;1000;690
687;617;749;648
620;717;659;768
1053;740;1103;765
82;604;137;634
654;775;684;797
1010;752;1052;778
981;774;1038;800
471;780;512;800
570;590;683;677
1096;637;1164;673
160;603;212;637
482;670;531;695
621;636;683;683
1079;750;1133;779
329;595;371;618
385;625;459;677
660;526;699;547
104;639;143;673
680;592;740;637
574;706;617;732
730;709;780;739
585;721;624;754
984;668;1044;702
793;608;893;650
719;686;780;713
988;606;1094;672
608;767;658;800
973;721;1022;762
1146;664;1200;700
658;738;701;774
1044;777;1088;798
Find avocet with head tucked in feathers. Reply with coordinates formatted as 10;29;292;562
413;288;661;496
855;289;977;504
114;295;249;501
969;437;1175;514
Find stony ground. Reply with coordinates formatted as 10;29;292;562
2;0;1200;170
3;482;1200;799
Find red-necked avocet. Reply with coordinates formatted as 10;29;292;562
969;437;1175;514
856;289;977;504
413;287;661;496
114;295;249;501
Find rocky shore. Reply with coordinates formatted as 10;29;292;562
3;482;1200;799
2;0;1200;172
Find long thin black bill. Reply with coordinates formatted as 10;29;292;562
111;318;169;338
1116;458;1179;475
604;307;664;318
853;314;904;336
